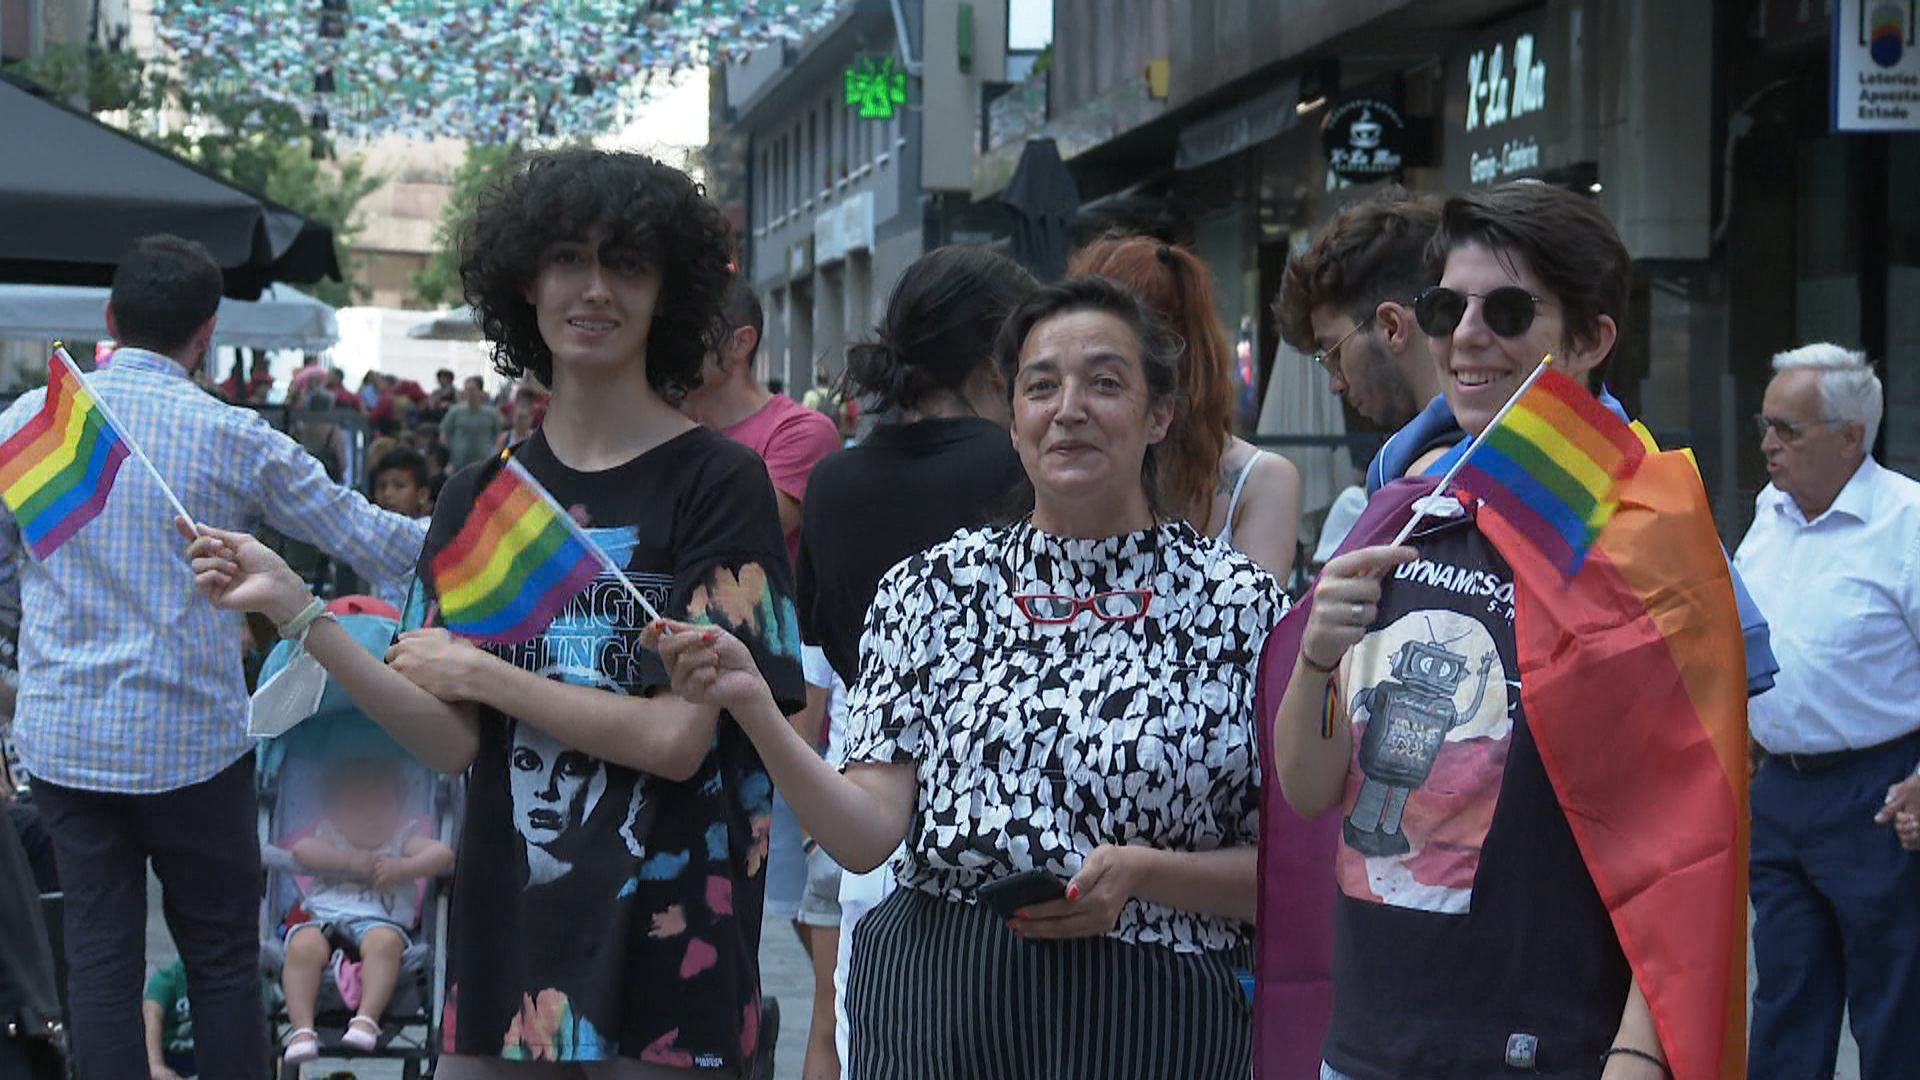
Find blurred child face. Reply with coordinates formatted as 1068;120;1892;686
374;470;428;517
326;767;408;851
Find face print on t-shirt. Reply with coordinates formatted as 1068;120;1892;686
510;720;610;887
1337;549;1518;915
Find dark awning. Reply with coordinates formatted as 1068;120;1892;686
999;138;1081;284
0;74;339;300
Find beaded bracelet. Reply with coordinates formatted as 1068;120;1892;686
1601;1046;1672;1079
1300;649;1342;675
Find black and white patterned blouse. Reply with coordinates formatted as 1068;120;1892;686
841;520;1288;954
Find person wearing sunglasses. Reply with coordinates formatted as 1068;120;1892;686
1274;188;1451;491
1733;344;1920;1080
1265;182;1751;1080
646;277;1286;1080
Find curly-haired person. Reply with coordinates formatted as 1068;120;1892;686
183;149;805;1078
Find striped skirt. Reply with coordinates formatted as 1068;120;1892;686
844;888;1252;1080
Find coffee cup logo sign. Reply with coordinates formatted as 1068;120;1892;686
1324;98;1407;182
1459;32;1550;185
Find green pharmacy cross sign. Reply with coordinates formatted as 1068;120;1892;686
845;54;908;119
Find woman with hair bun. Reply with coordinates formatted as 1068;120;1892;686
1070;236;1303;581
792;245;1037;1077
796;244;1038;688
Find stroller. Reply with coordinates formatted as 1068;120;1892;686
254;599;460;1079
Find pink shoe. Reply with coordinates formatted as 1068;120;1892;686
342;1014;381;1052
283;1028;319;1065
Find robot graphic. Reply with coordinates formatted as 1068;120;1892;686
1345;620;1496;857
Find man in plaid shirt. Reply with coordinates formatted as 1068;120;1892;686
0;236;425;1080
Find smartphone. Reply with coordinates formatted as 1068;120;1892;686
977;869;1068;920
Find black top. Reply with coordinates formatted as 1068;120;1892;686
796;417;1026;685
1323;512;1630;1080
416;428;804;1071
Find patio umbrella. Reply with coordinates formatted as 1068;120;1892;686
999;138;1080;283
406;306;484;342
0;282;339;351
0;74;338;300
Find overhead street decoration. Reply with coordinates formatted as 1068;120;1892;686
155;0;842;143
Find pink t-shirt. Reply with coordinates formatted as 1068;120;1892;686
722;394;842;565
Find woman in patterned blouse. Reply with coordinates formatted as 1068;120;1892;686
660;278;1290;1076
649;276;1287;1080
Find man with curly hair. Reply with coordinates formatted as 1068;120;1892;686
180;150;805;1078
1274;188;1448;490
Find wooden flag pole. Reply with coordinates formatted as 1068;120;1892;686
52;344;196;529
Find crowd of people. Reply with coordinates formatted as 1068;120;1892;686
211;348;554;528
0;144;1915;1080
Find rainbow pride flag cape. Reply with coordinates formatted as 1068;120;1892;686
1253;460;1748;1080
1453;367;1647;575
429;456;603;645
0;353;131;559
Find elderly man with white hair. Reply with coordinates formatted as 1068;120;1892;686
1735;342;1920;1080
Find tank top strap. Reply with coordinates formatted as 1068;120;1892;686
1214;451;1262;547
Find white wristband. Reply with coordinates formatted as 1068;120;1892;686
276;597;330;643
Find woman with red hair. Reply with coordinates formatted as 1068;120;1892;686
1070;237;1302;580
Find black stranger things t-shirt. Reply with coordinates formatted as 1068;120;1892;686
1322;511;1630;1080
415;428;804;1071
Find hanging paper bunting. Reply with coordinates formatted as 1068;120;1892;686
155;0;843;143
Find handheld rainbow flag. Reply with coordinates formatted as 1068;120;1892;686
430;454;661;645
0;350;133;558
1393;357;1647;576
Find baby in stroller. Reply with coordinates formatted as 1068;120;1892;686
282;756;454;1065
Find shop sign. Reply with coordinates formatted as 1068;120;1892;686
1323;98;1407;182
1833;0;1920;131
1444;9;1569;190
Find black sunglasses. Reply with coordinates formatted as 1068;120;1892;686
1414;286;1549;338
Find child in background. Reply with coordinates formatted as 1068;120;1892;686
371;449;432;520
370;449;432;611
143;959;196;1080
280;757;453;1066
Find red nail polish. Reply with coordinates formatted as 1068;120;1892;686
1066;885;1081;901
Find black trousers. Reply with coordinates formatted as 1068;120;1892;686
33;756;266;1080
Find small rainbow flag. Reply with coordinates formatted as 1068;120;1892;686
0;352;132;559
429;456;603;645
1452;364;1647;576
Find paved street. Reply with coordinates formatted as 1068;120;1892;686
142;873;1853;1079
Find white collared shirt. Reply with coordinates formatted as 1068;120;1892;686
1735;457;1920;753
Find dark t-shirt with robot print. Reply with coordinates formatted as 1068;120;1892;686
1321;509;1630;1080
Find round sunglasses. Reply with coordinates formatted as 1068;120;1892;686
1413;286;1550;338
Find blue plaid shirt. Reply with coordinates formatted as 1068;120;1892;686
0;349;427;794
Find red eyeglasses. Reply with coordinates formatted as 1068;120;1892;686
1013;589;1155;624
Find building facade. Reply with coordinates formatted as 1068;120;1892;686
719;0;1009;392
970;0;1917;537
